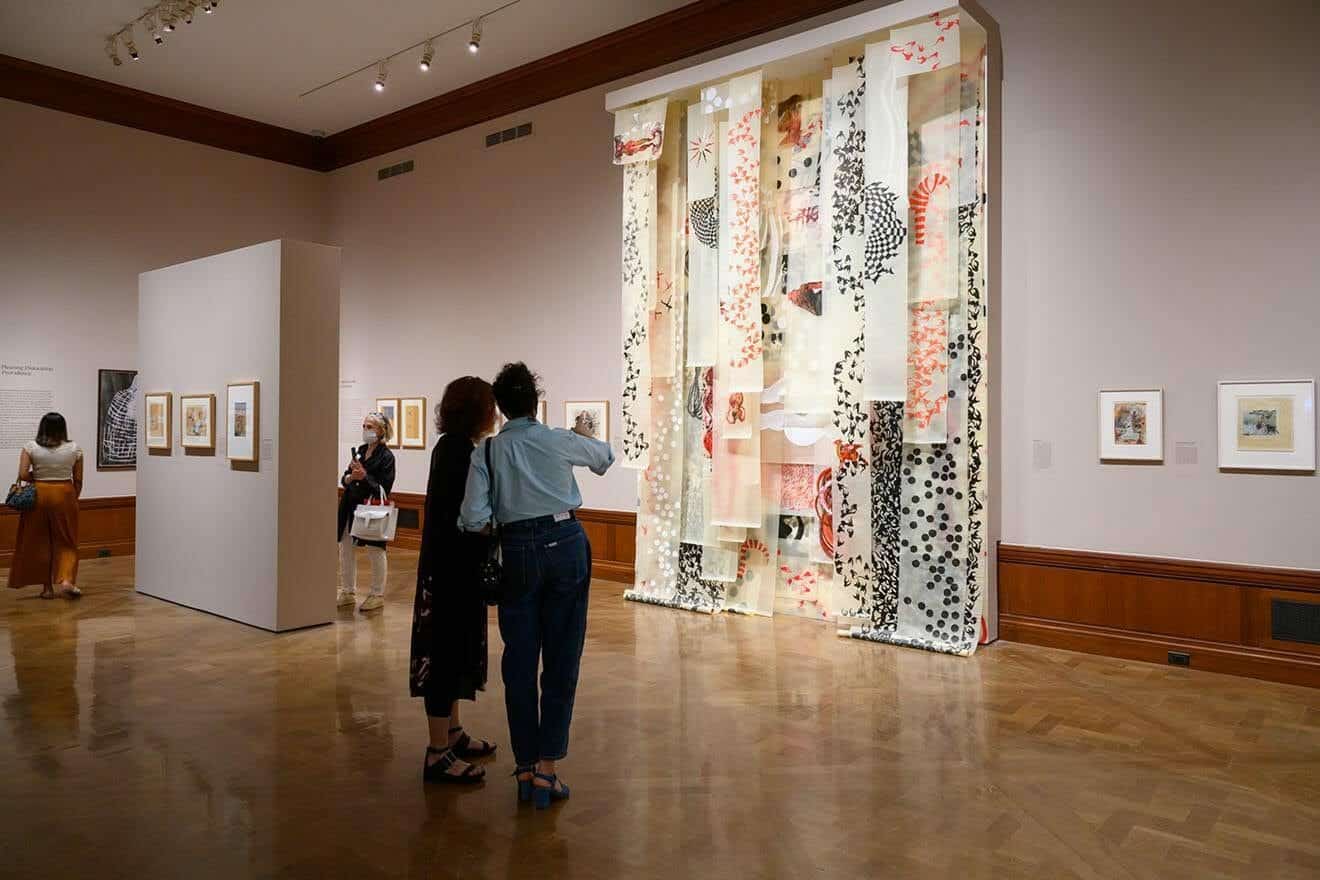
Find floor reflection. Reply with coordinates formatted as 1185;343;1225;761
1;554;1319;879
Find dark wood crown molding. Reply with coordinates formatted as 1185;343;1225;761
2;0;871;173
0;53;325;170
321;0;868;169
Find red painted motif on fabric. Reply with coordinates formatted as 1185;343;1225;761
779;464;816;511
906;300;949;430
701;368;714;457
890;13;960;72
737;538;770;579
910;173;950;245
720;104;764;370
815;468;834;559
614;128;663;162
835;440;867;466
726;393;746;425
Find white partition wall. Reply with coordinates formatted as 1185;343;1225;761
136;240;341;632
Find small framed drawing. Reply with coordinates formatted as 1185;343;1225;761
399;397;427;448
1098;389;1163;462
537;400;548;424
375;398;400;447
226;381;260;463
565;400;609;442
1217;380;1315;472
144;392;172;452
180;394;216;450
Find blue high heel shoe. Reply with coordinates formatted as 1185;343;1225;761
513;765;536;803
532;772;570;810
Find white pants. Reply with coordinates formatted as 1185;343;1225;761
339;522;387;596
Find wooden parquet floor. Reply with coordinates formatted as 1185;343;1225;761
1;554;1318;880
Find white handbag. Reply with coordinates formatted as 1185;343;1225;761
350;487;398;543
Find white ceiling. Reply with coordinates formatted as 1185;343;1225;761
0;0;691;134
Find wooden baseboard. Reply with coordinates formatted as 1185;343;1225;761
1000;615;1320;690
0;494;137;566
999;544;1320;689
340;489;636;584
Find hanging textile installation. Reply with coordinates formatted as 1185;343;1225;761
619;7;991;656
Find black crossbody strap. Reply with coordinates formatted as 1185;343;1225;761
484;437;499;535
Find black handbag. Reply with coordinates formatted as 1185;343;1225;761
5;481;36;511
476;438;505;606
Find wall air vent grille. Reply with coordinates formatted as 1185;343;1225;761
377;159;415;181
485;122;533;148
1271;599;1320;645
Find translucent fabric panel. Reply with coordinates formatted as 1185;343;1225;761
862;42;910;403
686;103;719;367
717;72;764;393
824;58;874;618
613;97;668;164
620;160;656;470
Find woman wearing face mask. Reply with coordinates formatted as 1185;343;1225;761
337;412;397;613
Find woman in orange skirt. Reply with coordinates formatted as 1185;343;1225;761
9;412;83;599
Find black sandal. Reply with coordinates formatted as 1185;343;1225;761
449;726;497;759
422;746;485;785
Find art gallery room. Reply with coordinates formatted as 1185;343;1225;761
1;0;1318;876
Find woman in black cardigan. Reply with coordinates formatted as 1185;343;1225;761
410;377;498;784
337;412;397;613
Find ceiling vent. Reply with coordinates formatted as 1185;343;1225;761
485;122;532;148
377;159;414;181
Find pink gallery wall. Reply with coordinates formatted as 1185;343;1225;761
1;98;330;499
328;86;636;510
330;0;1320;566
986;0;1320;569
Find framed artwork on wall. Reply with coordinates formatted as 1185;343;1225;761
374;398;400;447
226;382;260;463
97;368;139;470
565;400;609;442
399;397;427;448
537;400;548;425
1217;380;1315;472
180;394;216;450
1098;388;1163;462
144;392;172;451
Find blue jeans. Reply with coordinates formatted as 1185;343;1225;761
497;516;591;766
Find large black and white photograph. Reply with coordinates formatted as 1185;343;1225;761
96;368;138;470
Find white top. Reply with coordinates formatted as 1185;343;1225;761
24;441;82;481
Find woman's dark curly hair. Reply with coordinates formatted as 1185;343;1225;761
437;376;497;441
492;362;541;420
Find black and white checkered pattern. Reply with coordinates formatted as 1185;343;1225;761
689;196;718;249
861;182;906;282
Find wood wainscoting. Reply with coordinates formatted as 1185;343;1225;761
999;544;1320;688
0;495;136;567
347;491;637;585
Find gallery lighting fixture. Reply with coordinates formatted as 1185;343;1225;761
299;0;522;100
103;1;221;66
374;61;388;92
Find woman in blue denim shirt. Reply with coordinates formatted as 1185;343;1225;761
460;363;614;809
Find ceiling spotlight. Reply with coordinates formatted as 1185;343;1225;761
468;18;481;54
183;3;194;24
105;36;122;66
202;1;213;13
419;40;433;71
374;61;388;92
123;34;140;61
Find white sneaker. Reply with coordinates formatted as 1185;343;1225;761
359;595;384;612
336;589;357;608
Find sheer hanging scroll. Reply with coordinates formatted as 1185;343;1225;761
618;6;991;656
